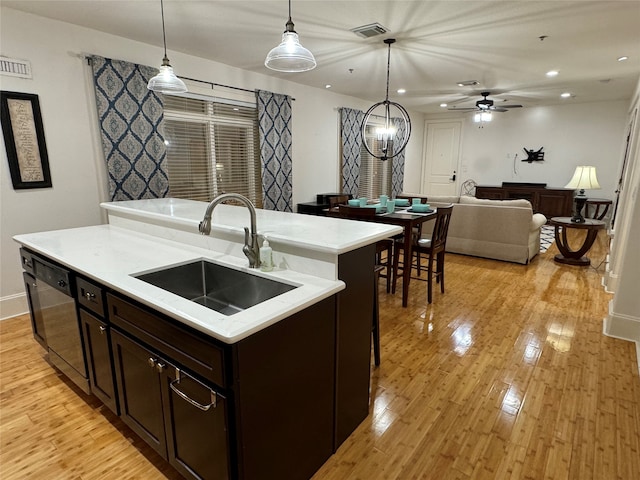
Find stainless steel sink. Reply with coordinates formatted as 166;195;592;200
135;260;297;316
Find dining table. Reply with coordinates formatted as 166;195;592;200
327;204;437;307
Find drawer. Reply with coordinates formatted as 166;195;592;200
107;293;227;388
77;277;106;318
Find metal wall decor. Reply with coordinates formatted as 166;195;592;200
361;38;411;161
1;91;52;189
523;147;544;163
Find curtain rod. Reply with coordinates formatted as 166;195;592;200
85;56;294;100
180;75;295;101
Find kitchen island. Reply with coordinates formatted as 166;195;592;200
14;198;401;480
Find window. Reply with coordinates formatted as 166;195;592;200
162;95;262;207
358;123;392;199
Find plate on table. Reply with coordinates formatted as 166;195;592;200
406;208;434;214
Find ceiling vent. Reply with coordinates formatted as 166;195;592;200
0;56;32;79
350;23;389;38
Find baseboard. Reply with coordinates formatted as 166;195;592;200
0;292;28;321
603;267;619;293
603;302;640;373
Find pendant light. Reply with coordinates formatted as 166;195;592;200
361;39;411;161
147;0;187;94
265;0;316;72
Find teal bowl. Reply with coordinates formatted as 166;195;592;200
347;199;361;207
411;203;431;213
395;198;410;207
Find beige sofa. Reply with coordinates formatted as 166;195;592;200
408;194;547;264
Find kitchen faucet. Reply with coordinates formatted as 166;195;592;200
199;193;260;268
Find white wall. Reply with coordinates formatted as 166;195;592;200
404;101;628;198
0;7;425;318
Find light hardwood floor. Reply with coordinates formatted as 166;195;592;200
1;230;638;480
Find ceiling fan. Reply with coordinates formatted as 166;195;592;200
448;91;523;113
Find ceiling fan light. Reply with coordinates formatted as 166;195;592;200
481;111;492;122
265;31;317;72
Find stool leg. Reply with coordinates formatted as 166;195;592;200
373;271;381;366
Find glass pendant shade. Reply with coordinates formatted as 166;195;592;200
265;31;316;72
148;58;187;94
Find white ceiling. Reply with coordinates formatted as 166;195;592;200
4;0;640;113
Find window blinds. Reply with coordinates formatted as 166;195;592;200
358;124;392;199
162;95;263;207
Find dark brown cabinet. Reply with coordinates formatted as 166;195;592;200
77;276;118;414
80;310;118;414
20;248;351;480
111;329;169;457
109;296;231;480
475;184;574;218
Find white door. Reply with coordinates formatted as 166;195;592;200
421;121;461;196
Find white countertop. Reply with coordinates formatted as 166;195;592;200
101;198;403;255
14;225;344;344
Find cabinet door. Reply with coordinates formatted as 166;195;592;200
23;271;47;349
111;329;167;459
161;366;230;480
80;309;118;414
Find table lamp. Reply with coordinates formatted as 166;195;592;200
565;166;601;223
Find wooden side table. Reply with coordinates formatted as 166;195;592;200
549;217;605;266
585;198;612;220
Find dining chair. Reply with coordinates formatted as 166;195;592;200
329;195;350;209
336;205;393;293
392;204;454;304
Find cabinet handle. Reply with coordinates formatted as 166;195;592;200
85;291;96;301
148;357;156;368
99;325;107;334
155;362;166;373
170;368;220;411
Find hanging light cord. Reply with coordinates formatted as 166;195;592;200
383;38;396;103
160;0;169;63
285;0;295;32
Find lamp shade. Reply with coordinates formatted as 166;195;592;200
265;31;316;72
147;62;187;94
565;166;601;190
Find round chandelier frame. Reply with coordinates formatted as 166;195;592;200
361;38;411;161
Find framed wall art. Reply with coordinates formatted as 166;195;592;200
1;91;52;189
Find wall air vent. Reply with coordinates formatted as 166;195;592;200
0;56;32;79
350;23;389;38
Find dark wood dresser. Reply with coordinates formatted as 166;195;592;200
475;183;574;218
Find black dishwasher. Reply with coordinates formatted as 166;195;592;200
21;248;90;394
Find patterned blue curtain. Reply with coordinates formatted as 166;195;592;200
391;117;407;197
90;55;168;201
256;90;293;212
340;108;364;197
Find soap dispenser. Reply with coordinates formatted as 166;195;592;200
260;237;273;272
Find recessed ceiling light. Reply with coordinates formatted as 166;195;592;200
440;103;448;108
546;70;559;77
397;88;406;94
560;92;571;98
618;56;628;62
457;80;479;87
325;84;331;89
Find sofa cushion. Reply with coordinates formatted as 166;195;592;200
425;195;460;204
459;196;532;208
